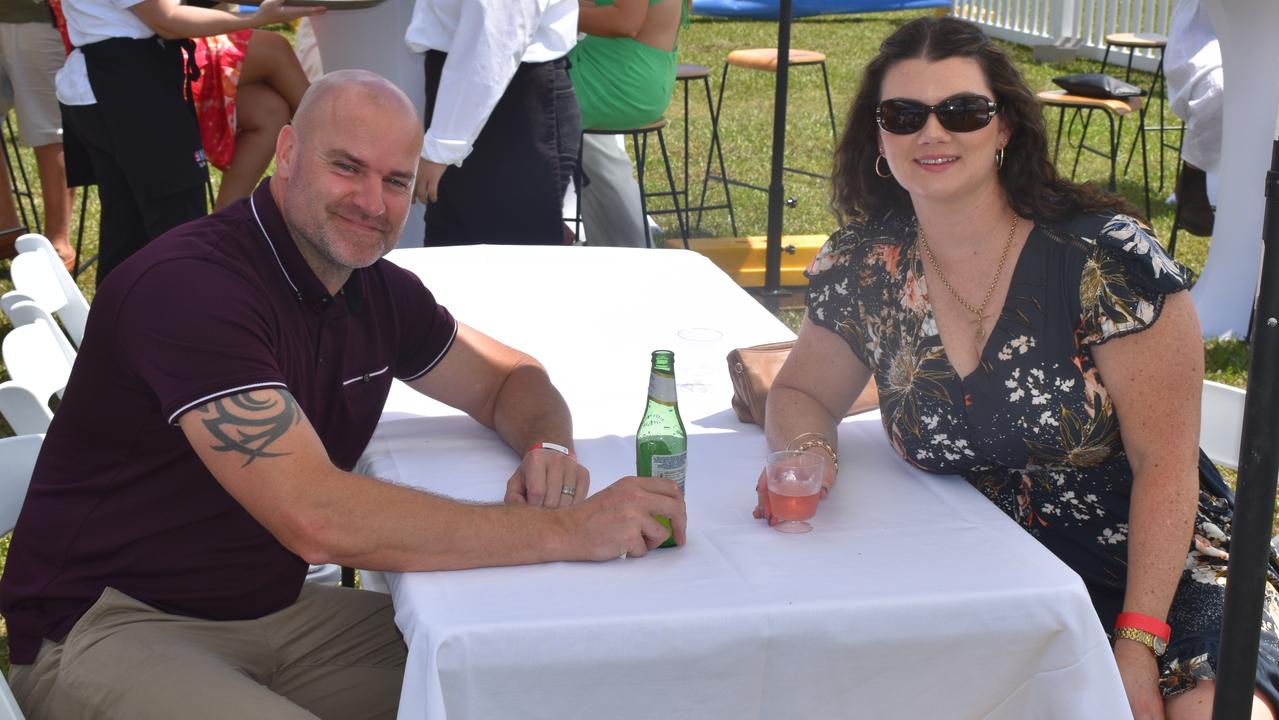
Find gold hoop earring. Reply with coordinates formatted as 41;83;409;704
995;148;1005;169
875;154;892;178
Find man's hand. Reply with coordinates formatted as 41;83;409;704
506;447;589;508
1114;640;1165;719
563;476;686;560
415;157;448;204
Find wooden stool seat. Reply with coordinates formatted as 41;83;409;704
1037;89;1140;116
726;48;826;72
676;63;710;80
1103;32;1167;49
585;118;668;135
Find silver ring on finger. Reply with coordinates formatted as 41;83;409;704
560;484;576;497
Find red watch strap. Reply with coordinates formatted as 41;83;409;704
1115;612;1171;642
527;442;575;460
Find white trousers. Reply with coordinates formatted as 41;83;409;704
579;133;648;248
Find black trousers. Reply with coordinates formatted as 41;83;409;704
65;38;208;286
64;102;207;284
423;51;580;246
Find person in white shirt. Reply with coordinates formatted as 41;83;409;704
1165;0;1221;237
406;0;581;246
55;0;319;284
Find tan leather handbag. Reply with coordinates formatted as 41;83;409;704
726;340;879;425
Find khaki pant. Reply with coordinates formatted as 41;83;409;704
9;584;405;719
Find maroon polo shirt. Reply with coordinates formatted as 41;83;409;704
0;179;456;665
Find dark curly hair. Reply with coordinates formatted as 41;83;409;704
832;16;1135;223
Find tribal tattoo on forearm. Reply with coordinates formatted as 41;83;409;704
199;391;300;467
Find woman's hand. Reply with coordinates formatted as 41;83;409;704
752;456;837;524
1114;640;1165;720
251;0;325;26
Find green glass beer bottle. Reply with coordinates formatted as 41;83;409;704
636;350;686;549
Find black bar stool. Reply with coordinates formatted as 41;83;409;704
701;48;837;212
676;63;736;236
1100;32;1181;198
573;118;689;249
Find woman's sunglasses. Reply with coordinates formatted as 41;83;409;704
875;95;999;135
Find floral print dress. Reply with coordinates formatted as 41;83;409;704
805;209;1279;701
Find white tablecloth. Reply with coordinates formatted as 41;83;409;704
358;245;1130;720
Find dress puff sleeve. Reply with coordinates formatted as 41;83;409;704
1079;213;1192;346
804;216;895;370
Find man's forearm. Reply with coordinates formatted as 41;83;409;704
292;467;576;571
490;362;576;455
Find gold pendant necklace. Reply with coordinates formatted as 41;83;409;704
918;213;1020;347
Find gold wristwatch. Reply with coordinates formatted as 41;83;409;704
1114;626;1167;657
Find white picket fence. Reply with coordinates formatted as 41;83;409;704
953;0;1177;72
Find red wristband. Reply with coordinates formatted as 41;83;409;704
1115;612;1171;642
527;442;575;460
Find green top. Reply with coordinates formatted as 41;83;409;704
0;0;51;25
568;0;685;131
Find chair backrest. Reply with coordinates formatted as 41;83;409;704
1201;380;1246;470
2;291;78;366
13;233;89;346
0;433;40;719
0;433;41;535
2;312;74;402
0;381;54;435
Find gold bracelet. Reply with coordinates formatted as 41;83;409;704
790;435;838;472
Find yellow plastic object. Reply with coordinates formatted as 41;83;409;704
660;234;827;288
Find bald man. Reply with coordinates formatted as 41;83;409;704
0;71;685;719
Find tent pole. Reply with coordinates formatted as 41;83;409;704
758;0;793;304
1212;135;1279;719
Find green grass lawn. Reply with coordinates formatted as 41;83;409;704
0;12;1252;675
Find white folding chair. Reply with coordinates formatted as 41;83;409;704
1201;379;1246;471
11;233;89;346
1;292;77;366
2;311;74;407
0;381;54;435
0;433;43;720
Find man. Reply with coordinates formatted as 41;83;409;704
1166;0;1221;237
0;70;685;719
0;0;76;267
406;0;580;246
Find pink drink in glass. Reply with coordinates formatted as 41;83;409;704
765;450;825;533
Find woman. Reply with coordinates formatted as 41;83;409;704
569;0;686;247
189;29;310;209
755;16;1279;719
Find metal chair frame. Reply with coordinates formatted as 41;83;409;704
1042;92;1143;206
2;115;39;234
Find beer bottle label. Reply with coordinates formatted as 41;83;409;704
650;452;686;492
648;371;677;405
